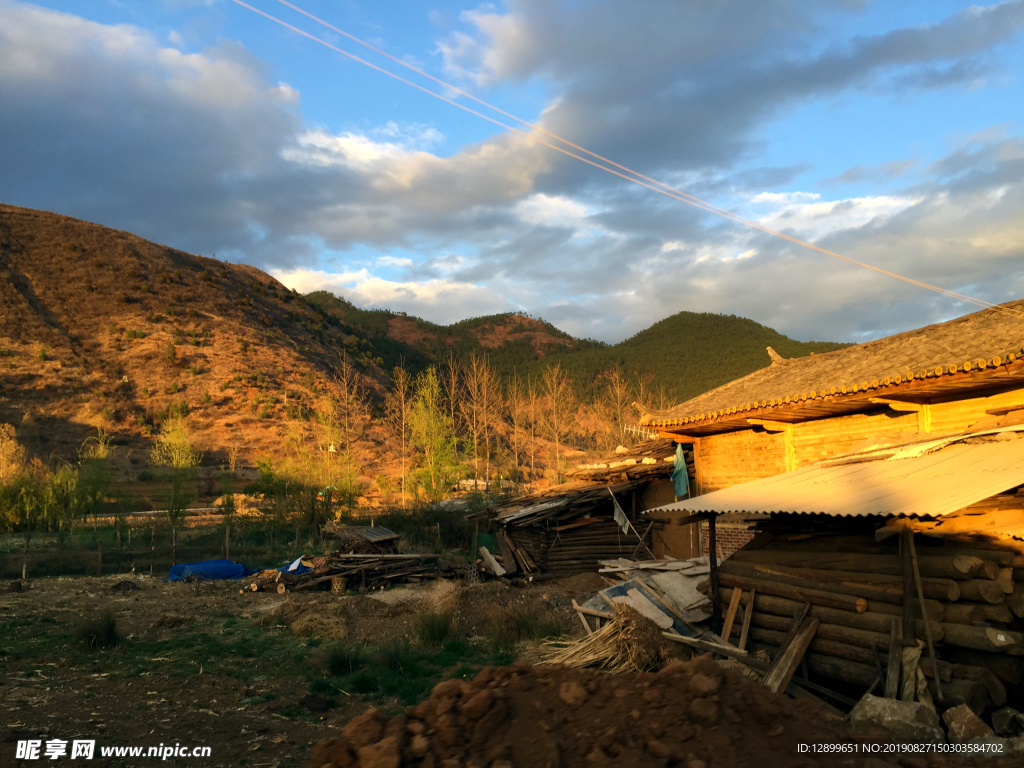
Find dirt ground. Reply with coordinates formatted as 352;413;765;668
0;573;602;767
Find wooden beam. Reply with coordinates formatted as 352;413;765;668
885;619;902;698
738;588;756;652
763;617;820;694
869;397;926;412
746;418;791;432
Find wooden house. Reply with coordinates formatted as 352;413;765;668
634;301;1024;716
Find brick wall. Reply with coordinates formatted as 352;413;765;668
699;521;755;560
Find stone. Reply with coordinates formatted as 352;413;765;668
342;709;383;749
559;681;588;707
357;736;401;768
992;707;1024;737
943;704;994;743
849;694;945;744
688;674;720;697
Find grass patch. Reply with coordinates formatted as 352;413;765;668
77;609;123;651
326;644;366;676
486;604;562;653
417;609;457;649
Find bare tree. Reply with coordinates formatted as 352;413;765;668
441;351;462;437
461;355;485;483
542;363;575;484
600;368;636;449
526;377;540;490
506;373;526;477
478;358;502;484
316;354;369;512
385;361;413;508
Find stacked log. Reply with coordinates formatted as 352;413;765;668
710;535;1024;718
508;520;644;576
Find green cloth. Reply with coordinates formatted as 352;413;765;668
671;443;689;498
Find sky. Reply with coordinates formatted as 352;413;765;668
1;0;1023;344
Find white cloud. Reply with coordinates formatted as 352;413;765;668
271;267;508;325
752;193;924;239
376;255;413;268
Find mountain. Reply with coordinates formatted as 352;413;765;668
0;203;848;477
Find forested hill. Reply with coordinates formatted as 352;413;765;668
522;312;851;405
305;290;850;405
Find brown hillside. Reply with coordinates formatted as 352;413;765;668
0;203;379;482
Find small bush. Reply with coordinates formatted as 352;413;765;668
37;345;48;361
202;392;212;404
417;610;457;650
127;329;145;339
78;610;123;650
189;365;199;376
163;343;176;367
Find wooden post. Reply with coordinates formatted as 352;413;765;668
721;588;743;647
901;533;914;645
906;528;943;700
150;524;155;578
885;618;902;698
21;536;28;582
738;588;756;652
709;514;720;634
97;542;103;576
225;524;231;560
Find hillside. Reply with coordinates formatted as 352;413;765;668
0;203;848;490
0;203;374;476
303;291;602;377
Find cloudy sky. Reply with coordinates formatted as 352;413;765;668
2;0;1023;343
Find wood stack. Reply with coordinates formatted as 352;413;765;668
248;553;442;593
507;520;646;576
706;530;1024;719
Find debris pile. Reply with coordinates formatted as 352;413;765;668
249;554;442;594
542;604;674;673
309;656;871;768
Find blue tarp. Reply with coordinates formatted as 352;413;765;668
168;559;259;582
277;556;312;575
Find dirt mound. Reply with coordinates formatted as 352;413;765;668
110;580;140;593
310;656;874;768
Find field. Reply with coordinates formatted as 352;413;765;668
0;572;601;767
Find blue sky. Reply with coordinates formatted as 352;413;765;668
1;0;1023;343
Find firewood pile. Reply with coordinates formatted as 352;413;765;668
703;525;1024;733
247;554;442;594
321;523;401;554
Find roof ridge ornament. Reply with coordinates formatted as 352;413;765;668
767;347;789;366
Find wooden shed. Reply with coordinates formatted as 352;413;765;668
470;439;697;575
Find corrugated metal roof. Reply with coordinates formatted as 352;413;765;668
649;437;1024;519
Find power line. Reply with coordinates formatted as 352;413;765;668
230;0;1020;318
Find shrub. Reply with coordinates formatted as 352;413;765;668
37;345;48;362
202;392;212;405
163;343;176;367
189;366;199;376
78;610;123;650
127;329;145;339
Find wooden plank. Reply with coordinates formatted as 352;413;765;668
720;588;743;647
571;600;593;635
906;529;942;701
884;618;902;699
763;602;810;681
762;617;820;694
496;532;519;575
479;546;506;577
738;588;756;652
